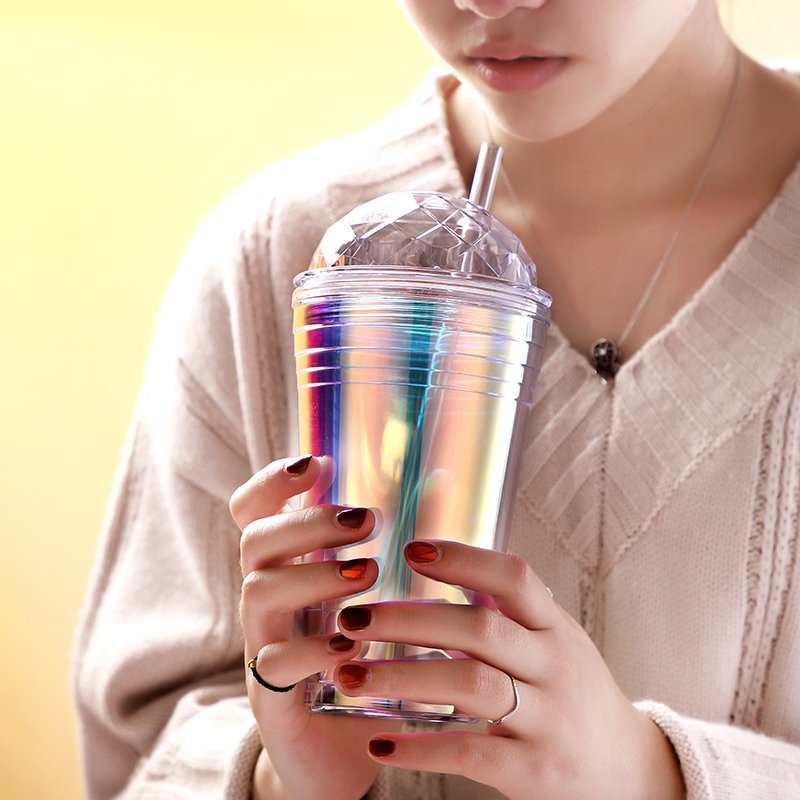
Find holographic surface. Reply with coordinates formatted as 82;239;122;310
293;192;551;722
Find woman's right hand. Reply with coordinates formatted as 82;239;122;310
230;455;398;800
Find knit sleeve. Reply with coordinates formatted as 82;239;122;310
637;701;800;799
69;73;465;799
71;184;291;799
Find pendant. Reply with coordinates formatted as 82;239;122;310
590;338;620;382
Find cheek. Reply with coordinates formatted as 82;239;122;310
395;0;459;59
580;0;700;69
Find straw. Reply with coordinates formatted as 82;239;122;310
468;142;504;209
459;142;504;275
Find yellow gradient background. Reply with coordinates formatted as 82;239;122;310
1;2;798;797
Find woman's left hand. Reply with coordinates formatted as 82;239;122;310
332;540;686;800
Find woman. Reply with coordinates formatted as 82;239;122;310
74;1;800;798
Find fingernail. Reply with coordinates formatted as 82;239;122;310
338;663;369;690
336;507;369;529
285;455;313;475
339;606;372;631
328;634;357;653
405;541;441;564
369;738;396;758
338;558;369;580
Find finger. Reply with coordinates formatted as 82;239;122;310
247;633;361;701
240;558;380;642
336;602;539;679
366;730;529;796
404;540;559;630
240;504;376;574
333;658;528;726
230;455;324;530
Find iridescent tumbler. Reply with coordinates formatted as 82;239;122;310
292;186;551;722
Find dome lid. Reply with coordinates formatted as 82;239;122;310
311;191;539;291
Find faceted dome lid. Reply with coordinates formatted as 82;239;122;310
310;191;538;289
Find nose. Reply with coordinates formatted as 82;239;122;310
455;0;548;19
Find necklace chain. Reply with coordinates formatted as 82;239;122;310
497;51;742;381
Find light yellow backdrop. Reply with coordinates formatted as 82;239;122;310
1;2;797;798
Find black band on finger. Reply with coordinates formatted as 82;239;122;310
247;656;297;693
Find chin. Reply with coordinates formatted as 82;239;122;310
455;70;612;145
470;73;638;146
482;94;604;145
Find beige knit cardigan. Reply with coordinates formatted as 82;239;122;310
73;71;800;800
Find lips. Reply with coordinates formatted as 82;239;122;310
466;44;567;93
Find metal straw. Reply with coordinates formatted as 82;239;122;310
460;141;504;274
469;142;504;209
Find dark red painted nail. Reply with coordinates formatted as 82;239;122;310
339;606;372;631
285;455;313;475
338;663;369;690
338;559;369;580
369;738;396;757
405;541;441;564
328;634;357;653
336;507;369;529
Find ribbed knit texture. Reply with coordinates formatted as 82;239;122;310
73;70;800;800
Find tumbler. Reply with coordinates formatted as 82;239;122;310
292;167;551;722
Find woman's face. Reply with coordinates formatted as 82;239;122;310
397;0;721;142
